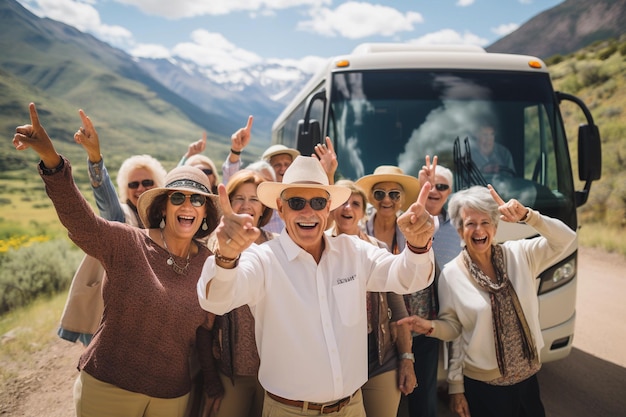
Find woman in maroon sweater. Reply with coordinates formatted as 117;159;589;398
13;103;221;417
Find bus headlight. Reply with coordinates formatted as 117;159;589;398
538;252;577;294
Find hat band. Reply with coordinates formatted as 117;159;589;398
166;179;210;194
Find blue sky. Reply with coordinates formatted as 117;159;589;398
18;0;563;75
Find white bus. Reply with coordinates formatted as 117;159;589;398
271;43;602;364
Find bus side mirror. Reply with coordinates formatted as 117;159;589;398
578;124;601;181
296;119;321;157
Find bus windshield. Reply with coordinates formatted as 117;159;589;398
327;69;576;227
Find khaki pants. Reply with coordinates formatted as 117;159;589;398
361;369;401;417
74;370;189;417
262;389;365;417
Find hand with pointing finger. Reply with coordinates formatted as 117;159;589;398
231;115;253;154
213;183;260;266
74;109;102;163
488;184;530;223
397;182;435;248
13;103;61;169
184;131;207;160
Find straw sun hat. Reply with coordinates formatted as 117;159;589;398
355;166;421;212
137;165;220;228
261;144;300;161
257;156;351;211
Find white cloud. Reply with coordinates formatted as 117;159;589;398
19;0;133;48
297;2;423;39
456;0;475;6
130;43;171;59
492;23;519;36
409;29;489;46
171;30;263;71
113;0;330;19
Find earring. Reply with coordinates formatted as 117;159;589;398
201;218;208;231
159;217;165;229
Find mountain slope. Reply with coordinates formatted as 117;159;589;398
0;0;240;170
487;0;626;59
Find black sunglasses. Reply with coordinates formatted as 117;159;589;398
373;189;402;202
282;197;328;211
434;183;450;191
128;179;154;189
201;168;213;176
169;192;206;207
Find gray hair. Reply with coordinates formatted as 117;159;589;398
117;154;167;202
246;160;277;182
436;165;453;188
448;186;499;231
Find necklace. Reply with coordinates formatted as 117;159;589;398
160;229;191;275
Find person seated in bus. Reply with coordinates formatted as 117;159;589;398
399;185;576;417
471;123;516;175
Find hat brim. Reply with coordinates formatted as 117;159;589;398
137;187;220;229
257;182;351;211
355;174;421;212
262;148;301;161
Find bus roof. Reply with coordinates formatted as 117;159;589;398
273;43;548;130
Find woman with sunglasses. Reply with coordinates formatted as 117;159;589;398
58;110;167;347
356;165;439;417
328;180;417;417
199;169;274;417
13;103;221;417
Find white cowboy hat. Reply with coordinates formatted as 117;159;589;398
137;165;220;228
257;156;351;211
261;144;300;161
355;165;421;212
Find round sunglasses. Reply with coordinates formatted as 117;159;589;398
372;189;402;202
434;183;450;191
282;197;328;211
169;192;206;207
128;179;154;189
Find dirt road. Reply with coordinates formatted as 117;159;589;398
1;246;625;417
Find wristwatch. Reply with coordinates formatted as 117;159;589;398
400;352;415;363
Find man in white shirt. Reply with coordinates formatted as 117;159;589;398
198;156;436;416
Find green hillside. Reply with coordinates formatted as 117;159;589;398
548;36;626;231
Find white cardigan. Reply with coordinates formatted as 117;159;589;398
430;209;576;391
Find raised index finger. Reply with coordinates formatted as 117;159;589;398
29;103;41;130
244;115;253;133
488;184;505;205
78;109;95;133
217;183;234;217
416;181;432;207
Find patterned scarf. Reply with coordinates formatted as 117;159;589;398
462;245;537;376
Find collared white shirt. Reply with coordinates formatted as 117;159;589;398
198;231;434;403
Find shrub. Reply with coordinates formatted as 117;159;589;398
0;238;82;314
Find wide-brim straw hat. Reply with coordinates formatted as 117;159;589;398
257;156;351;211
137;165;220;228
261;144;300;161
355;165;421;212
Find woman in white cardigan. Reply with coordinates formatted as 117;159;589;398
400;185;576;417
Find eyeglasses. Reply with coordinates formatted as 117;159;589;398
372;189;402;202
282;197;328;211
128;179;154;189
201;168;213;176
169;192;206;207
435;183;450;191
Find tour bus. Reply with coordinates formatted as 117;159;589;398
271;43;602;365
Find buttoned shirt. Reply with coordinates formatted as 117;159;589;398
197;231;434;403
